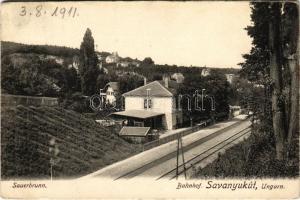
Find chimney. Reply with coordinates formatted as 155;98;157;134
163;75;169;88
144;77;147;86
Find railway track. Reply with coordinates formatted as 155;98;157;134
114;121;250;180
157;126;251;180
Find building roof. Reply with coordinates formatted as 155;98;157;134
112;110;164;119
119;126;151;137
123;81;174;97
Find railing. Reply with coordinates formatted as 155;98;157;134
1;94;58;107
143;120;211;151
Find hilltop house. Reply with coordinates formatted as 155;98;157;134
67;56;80;72
171;73;185;83
106;52;120;64
113;78;182;130
96;54;106;62
201;67;211;77
225;74;235;84
131;59;141;67
118;57;141;68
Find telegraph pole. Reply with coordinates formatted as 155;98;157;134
179;133;187;179
176;133;187;179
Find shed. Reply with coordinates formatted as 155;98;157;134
119;126;151;143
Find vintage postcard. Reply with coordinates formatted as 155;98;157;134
0;0;299;199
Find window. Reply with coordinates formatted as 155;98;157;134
144;98;152;109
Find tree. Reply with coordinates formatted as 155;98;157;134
141;57;154;66
240;2;299;160
268;3;286;160
1;56;59;96
79;28;100;95
178;71;230;125
96;74;110;90
282;3;299;151
63;67;81;94
118;74;144;94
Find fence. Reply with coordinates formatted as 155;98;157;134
1;94;58;107
143;120;211;151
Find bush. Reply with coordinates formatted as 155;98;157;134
193;124;299;178
60;92;91;113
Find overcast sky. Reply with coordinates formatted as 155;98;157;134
2;1;252;68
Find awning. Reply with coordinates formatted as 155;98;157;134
112;110;164;119
119;126;151;136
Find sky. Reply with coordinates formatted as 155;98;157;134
2;1;252;68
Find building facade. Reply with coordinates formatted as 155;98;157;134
106;52;120;64
113;81;182;130
171;73;185;83
105;82;119;105
201;67;211;77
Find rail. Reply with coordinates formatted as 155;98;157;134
115;122;250;180
157;126;251;180
143;112;230;151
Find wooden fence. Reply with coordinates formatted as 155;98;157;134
1;94;58;107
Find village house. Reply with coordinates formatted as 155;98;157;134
118;61;130;67
201;67;211;77
131;59;141;67
96;53;106;62
225;73;235;84
67;55;80;71
171;73;185;83
118;57;141;68
105;82;119;105
113;77;183;131
106;52;120;64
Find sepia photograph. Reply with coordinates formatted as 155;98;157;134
0;0;299;198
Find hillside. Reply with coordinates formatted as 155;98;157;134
1;41;79;58
1;105;140;179
1;41;110;60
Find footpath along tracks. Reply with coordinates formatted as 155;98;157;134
115;119;251;180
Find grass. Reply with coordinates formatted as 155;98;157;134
192;124;299;178
1;105;141;179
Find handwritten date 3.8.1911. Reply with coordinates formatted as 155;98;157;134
19;5;79;18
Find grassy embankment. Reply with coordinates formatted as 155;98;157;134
1;105;140;179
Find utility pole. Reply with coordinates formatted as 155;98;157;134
179;133;187;179
176;133;187;179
